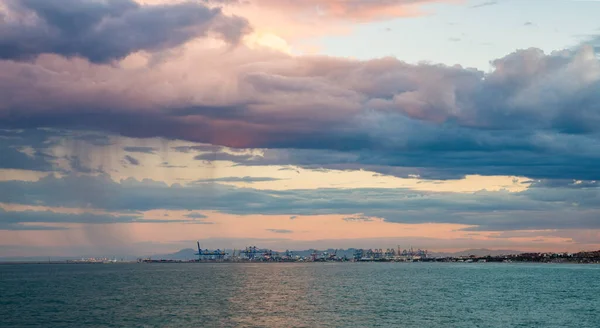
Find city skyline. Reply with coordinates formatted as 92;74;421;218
1;0;600;257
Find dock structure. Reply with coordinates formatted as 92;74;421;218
195;242;227;261
135;244;600;264
190;242;431;262
351;247;430;262
240;246;261;260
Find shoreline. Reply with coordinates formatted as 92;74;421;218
2;260;599;265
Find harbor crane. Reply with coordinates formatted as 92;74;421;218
195;241;227;261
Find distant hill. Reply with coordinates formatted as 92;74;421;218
147;248;197;260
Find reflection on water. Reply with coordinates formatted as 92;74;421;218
1;263;599;327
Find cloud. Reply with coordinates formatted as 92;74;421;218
158;162;187;168
0;207;139;230
1;174;599;231
266;228;293;234
0;144;54;171
77;133;113;146
0;0;251;62
470;1;497;9
0;206;220;230
194;152;257;163
68;155;105;173
245;0;435;22
0;30;599;180
123;155;140;166
124;146;157;154
342;216;374;222
193;176;282;183
0;129;57;171
185;212;208;219
200;0;454;45
171;145;223;153
460;210;600;231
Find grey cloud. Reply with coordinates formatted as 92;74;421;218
159;162;187;168
185;212;208;219
526;179;598;189
77;133;113;146
68;155;105;174
266;229;293;234
0;207;215;230
194;138;600;180
0;144;55;171
193;176;282;183
2;45;599;179
123;155;140;166
194;152;258;163
0;0;251;62
2;174;600;231
0;129;58;171
172;145;223;153
0;208;139;230
486;230;600;243
460;210;600;231
124;146;157;154
342;216;374;222
470;1;497;9
0;224;68;231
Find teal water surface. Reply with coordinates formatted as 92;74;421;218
1;263;599;327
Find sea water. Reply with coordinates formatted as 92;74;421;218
1;263;599;327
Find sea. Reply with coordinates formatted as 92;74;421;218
1;262;599;327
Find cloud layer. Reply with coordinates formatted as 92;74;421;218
1;0;600;255
0;0;250;62
1;43;599;179
1;174;598;231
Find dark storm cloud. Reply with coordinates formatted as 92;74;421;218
0;0;251;62
1;174;599;231
191;137;600;180
0;45;599;179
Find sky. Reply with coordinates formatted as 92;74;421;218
0;0;599;257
